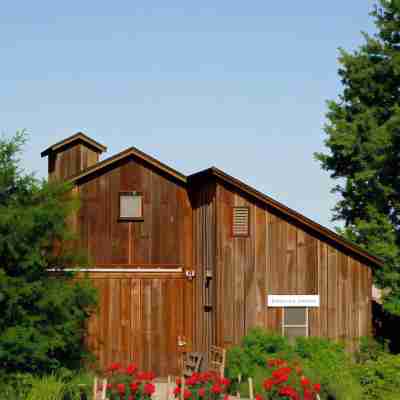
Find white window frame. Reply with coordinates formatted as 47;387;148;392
282;307;309;337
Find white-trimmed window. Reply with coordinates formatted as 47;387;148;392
119;192;143;220
282;307;308;342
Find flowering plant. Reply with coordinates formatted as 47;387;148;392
103;362;156;400
173;371;230;400
256;359;321;400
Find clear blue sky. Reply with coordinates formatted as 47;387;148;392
1;1;377;229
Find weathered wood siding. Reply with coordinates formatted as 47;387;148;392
85;272;190;375
191;182;216;361
49;143;99;181
73;156;194;372
215;181;372;349
76;156;193;267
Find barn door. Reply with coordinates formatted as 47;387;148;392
87;275;190;376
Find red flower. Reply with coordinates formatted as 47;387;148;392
272;367;292;379
279;386;299;400
313;383;321;393
223;395;229;400
130;382;139;393
144;383;156;396
303;388;313;400
174;387;181;397
198;388;206;397
184;389;192;399
137;371;156;381
211;384;223;394
219;377;231;387
263;378;274;391
108;362;121;373
126;363;138;375
117;383;126;394
176;378;182;386
106;383;112;390
255;395;263;400
300;377;311;387
186;376;198;386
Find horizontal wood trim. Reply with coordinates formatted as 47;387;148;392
48;267;183;273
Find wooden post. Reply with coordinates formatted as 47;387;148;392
248;378;254;400
180;377;185;400
236;374;242;399
101;379;107;400
92;376;98;400
167;376;171;400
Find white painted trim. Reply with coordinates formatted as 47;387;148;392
47;268;183;273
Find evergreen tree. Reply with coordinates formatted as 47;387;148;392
0;131;97;374
316;1;400;315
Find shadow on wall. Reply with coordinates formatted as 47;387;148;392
372;301;400;354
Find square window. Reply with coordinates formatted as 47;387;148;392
284;308;307;326
282;307;308;342
119;192;143;220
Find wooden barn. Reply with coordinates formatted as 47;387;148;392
41;132;382;376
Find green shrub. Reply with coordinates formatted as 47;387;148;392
0;372;35;399
0;132;98;375
294;337;362;400
226;329;365;400
25;375;65;400
356;353;400;400
226;329;292;383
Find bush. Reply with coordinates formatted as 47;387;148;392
226;329;292;381
226;329;364;400
356;353;400;400
294;337;362;400
0;132;98;374
25;375;65;400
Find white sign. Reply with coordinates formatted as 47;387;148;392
267;295;320;308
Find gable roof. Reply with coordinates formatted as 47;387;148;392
68;146;187;184
41;132;107;157
57;139;382;269
188;167;384;268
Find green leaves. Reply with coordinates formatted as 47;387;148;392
0;132;97;374
316;1;400;315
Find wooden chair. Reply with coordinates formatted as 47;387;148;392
182;352;203;378
208;345;226;378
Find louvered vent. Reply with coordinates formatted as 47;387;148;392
233;207;249;236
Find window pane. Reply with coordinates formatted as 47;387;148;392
283;326;308;343
284;308;307;326
120;194;142;218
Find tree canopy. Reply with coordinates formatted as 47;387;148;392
316;0;400;315
0;131;97;374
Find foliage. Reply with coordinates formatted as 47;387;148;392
0;131;97;374
355;336;389;363
226;329;362;400
104;362;156;400
0;369;95;400
314;0;400;315
25;375;66;400
256;358;321;400
294;337;362;400
226;328;292;380
172;371;231;400
355;353;400;400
